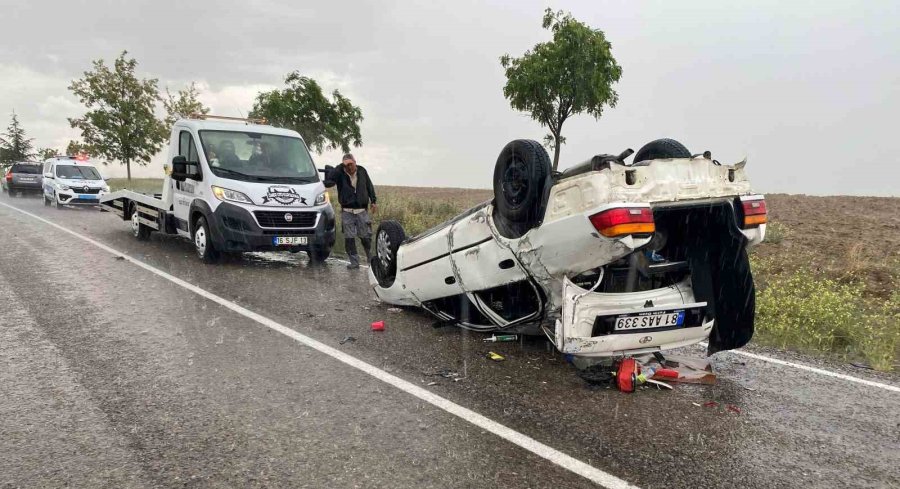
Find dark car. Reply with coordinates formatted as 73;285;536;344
3;162;43;197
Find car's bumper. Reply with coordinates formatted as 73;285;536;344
57;190;107;205
553;276;713;357
208;202;336;253
8;183;43;193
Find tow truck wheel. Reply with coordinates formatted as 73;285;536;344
193;216;220;263
373;220;406;288
130;205;152;241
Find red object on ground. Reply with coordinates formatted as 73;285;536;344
703;401;719;408
654;368;679;379
371;320;385;331
726;404;742;415
616;358;639;393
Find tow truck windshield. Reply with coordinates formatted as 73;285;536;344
199;130;319;184
57;165;101;180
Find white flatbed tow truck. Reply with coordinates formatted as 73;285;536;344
101;116;336;263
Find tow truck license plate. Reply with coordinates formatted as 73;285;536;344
273;236;307;246
614;310;685;331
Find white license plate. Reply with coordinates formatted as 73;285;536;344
614;310;685;331
273;236;307;246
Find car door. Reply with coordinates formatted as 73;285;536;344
172;130;203;235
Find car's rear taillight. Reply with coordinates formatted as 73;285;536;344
5;172;11;182
741;197;767;228
589;207;655;238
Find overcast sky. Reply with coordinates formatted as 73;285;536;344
1;0;897;195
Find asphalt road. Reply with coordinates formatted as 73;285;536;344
1;192;898;489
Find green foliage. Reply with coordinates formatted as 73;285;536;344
0;111;35;163
66;140;92;157
753;256;899;371
68;51;168;180
763;220;790;244
37;147;59;160
163;82;209;127
250;71;363;154
500;8;622;170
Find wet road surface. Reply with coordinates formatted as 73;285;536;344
1;193;898;488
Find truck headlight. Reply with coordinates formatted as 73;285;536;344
212;186;253;204
315;192;328;205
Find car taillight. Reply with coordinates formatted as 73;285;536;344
589;207;655;238
741;198;767;228
5;172;11;182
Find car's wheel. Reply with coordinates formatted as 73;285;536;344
8;189;16;198
492;139;551;228
43;193;50;206
309;244;332;263
373;220;406;288
130;205;152;241
54;193;64;209
632;138;691;164
193;216;220;263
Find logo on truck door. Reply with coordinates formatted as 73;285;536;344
262;186;307;205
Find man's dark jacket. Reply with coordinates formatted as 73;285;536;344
323;164;377;210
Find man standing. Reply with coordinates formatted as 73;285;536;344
323;153;378;269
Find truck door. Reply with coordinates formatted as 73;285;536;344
172;130;203;235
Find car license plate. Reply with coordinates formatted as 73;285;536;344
614;310;685;331
77;194;94;199
273;236;307;246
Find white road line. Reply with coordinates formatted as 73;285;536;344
0;201;638;489
701;344;900;394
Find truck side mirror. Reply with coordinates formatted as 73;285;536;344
171;156;188;182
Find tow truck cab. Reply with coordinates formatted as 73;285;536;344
102;117;336;263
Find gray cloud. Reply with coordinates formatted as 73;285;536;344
1;0;897;195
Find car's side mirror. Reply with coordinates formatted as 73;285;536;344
44;172;53;179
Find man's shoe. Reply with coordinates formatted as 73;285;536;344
347;262;360;270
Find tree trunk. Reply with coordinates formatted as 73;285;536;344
126;159;131;181
552;137;561;171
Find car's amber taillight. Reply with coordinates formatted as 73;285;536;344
741;198;767;228
589;207;655;238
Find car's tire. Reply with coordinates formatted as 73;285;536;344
130;205;152;241
54;193;64;209
8;189;16;198
43;193;50;206
492;140;551;229
193;216;220;263
373;220;406;288
632;138;691;164
309;244;332;263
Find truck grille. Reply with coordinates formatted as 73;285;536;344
253;211;317;228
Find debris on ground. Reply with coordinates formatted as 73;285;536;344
483;334;518;343
703;401;719;408
339;336;356;345
114;256;125;261
427;381;437;386
371;320;385;331
423;368;461;380
488;352;505;362
726;404;742;415
387;307;403;313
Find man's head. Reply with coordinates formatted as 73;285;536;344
221;140;236;155
342;153;357;175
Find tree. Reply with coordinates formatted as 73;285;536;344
163;82;209;127
0;111;35;163
68;51;168;180
500;9;622;171
37;147;59;160
249;71;363;153
66;140;92;156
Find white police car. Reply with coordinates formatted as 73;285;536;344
42;156;110;208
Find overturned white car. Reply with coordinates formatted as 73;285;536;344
369;138;766;359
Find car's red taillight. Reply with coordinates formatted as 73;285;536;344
741;198;767;228
5;172;11;182
589;207;655;238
